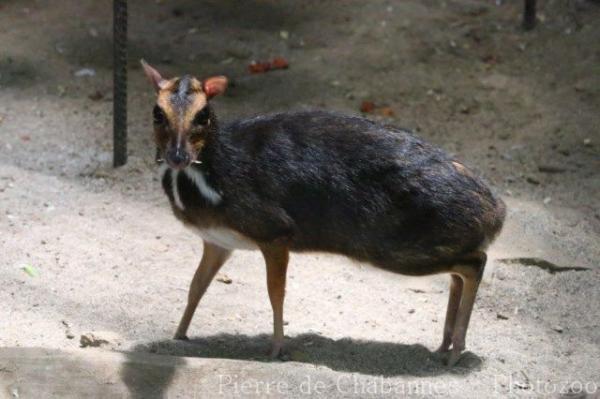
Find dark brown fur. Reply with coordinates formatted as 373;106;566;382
142;62;506;366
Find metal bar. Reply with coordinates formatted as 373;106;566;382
113;0;128;167
523;0;537;30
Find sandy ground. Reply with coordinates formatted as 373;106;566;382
1;0;599;398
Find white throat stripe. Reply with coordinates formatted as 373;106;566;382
171;170;185;210
183;167;222;205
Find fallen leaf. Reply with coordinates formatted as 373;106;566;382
378;106;395;117
22;264;38;277
88;91;104;101
481;54;500;65
271;57;289;70
80;333;109;348
248;61;271;74
360;101;375;113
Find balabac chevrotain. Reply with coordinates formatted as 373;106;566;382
141;60;506;366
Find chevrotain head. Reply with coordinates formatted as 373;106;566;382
141;60;227;170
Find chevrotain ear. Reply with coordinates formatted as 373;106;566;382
140;59;167;92
203;76;228;99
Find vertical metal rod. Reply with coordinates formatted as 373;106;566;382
523;0;537;30
113;0;128;167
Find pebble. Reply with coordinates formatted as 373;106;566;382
552;325;564;333
216;274;232;284
74;68;96;78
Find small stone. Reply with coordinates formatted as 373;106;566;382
74;68;96;78
583;138;592;147
543;197;552;205
497;313;509;320
216;274;232;284
552;325;564;333
526;176;540;185
66;332;75;339
408;308;415;314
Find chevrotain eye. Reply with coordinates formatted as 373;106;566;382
193;107;210;126
153;105;166;125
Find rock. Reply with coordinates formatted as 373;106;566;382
583;138;592;147
552;325;564;333
74;68;96;78
543;197;552;205
216;274;232;284
497;313;509;320
80;333;109;348
526;176;540;185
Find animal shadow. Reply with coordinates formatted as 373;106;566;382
133;333;482;377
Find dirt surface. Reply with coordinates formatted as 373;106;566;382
1;0;599;398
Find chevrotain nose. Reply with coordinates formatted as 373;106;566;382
166;147;190;169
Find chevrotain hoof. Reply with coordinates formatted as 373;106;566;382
269;342;284;360
446;349;463;367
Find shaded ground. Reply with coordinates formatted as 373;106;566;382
0;0;599;397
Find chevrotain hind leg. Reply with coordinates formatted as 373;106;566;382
447;252;487;366
174;241;231;340
436;274;464;353
261;244;289;359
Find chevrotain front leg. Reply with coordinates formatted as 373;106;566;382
261;245;289;359
174;241;231;340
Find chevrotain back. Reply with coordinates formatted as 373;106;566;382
178;110;505;274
